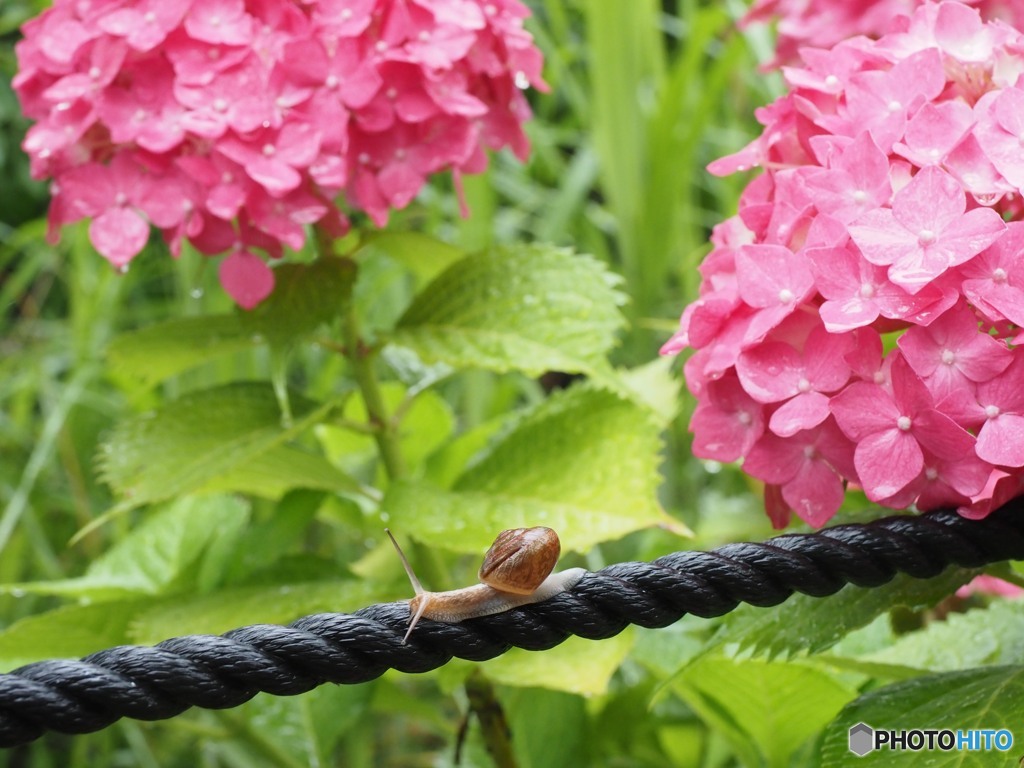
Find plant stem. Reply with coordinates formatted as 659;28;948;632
315;224;407;481
343;300;407;480
462;670;518;768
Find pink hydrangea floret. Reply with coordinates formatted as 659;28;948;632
742;0;1024;69
664;1;1024;526
15;0;547;307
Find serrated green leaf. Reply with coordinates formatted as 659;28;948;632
0;496;249;601
482;629;634;696
847;600;1024;674
129;580;387;643
708;567;978;659
107;315;260;386
0;600;147;671
819;666;1024;767
106;257;353;385
611;355;682;426
199;443;362;499
239;255;354;347
383;386;687;554
675;656;857;768
391;244;627;377
98;382;356;510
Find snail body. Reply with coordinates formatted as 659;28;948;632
386;527;586;643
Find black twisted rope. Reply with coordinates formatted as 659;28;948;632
3;499;1024;748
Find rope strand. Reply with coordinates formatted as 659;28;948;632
2;500;1023;747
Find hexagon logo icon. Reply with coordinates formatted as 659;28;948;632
849;722;874;756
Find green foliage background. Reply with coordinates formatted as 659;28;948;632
3;1;1024;766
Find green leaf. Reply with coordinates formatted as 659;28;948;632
422;413;506;489
238;255;354;347
128;580;388;643
355;230;465;285
611;355;682;426
0;496;249;601
632;619;710;678
708;567;978;659
222;490;324;585
107;315;260;387
674;656;857;768
107;257;354;385
391;244;627;377
98;382;358;511
199;443;363;499
235;684;373;767
841;600;1024;674
506;688;588;768
819;666;1024;767
383;385;687;555
0;600;146;671
482;629;634;696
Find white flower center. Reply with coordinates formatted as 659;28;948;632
993;267;1008;283
940;349;955;365
897;416;912;431
859;283;875;299
917;228;936;246
985;404;1001;419
797;377;812;393
852;189;867;204
778;288;794;304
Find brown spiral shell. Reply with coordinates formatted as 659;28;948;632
478;527;560;595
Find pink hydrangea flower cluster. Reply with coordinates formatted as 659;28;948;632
743;0;1024;68
14;0;545;307
663;1;1024;527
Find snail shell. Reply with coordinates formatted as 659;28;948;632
478;527;560;595
386;526;585;643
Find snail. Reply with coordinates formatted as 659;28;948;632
386;527;587;643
